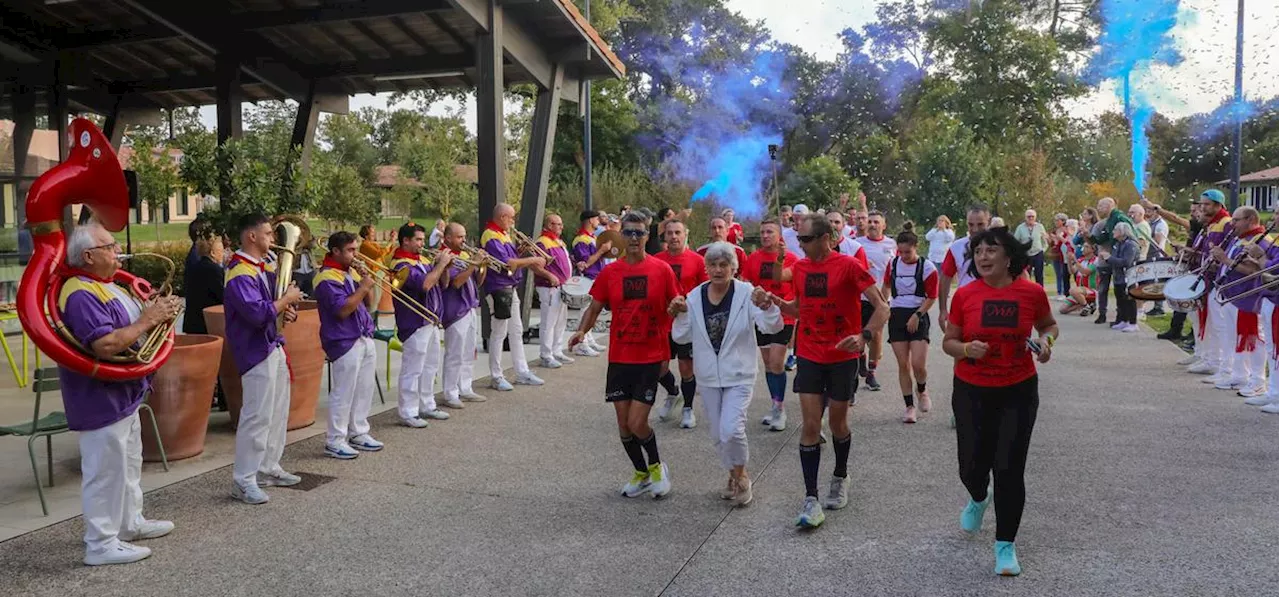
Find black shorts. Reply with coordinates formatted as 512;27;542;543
887;307;931;343
755;324;795;347
668;339;693;361
861;299;873;329
792;357;860;402
605;362;663;405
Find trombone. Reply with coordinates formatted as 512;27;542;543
353;252;441;327
1215;263;1279;304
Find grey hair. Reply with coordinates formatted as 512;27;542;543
620;211;647;226
702;241;739;271
1113;222;1134;238
1054;213;1068;223
66;222;105;268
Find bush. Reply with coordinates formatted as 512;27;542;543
126;241;192;298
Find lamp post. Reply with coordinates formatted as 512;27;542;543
582;1;594;212
1228;0;1245;211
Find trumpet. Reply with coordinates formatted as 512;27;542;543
510;228;552;263
459;242;508;272
354;252;441;327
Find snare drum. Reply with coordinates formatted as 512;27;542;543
560;276;594;310
1125;258;1184;300
1163;273;1208;313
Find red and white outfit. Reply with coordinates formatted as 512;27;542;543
855;235;898;290
940;236;977;290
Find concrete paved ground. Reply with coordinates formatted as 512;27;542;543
1;312;1275;596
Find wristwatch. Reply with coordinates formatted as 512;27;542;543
861;330;873;341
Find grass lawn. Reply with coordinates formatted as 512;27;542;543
111;217;413;245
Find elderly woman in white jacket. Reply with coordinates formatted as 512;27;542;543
670;242;783;506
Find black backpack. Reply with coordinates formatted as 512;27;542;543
889;257;926;299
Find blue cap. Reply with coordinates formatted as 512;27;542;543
1200;189;1225;204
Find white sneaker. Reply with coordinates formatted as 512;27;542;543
1200;374;1224;385
231;483;269;505
539;357;562;369
553;352;576;364
85;542;152;566
423;409;450;420
1261;402;1279;414
572;344;599;357
515;372;545;386
348;434;384;451
1186;362;1215;375
657;394;678;421
460;392;488;403
324;441;359;460
1122;323;1139;333
648;462;672;499
258;470;301;487
120;519;174;541
491;377;515;391
400;417;428;428
768;405;787;431
1177;354;1201;366
1238;385;1267;398
680;407;696;429
1244;394;1271;406
441;397;466;409
1214;379;1244;391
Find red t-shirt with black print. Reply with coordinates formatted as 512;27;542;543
589;256;681;364
790;253;876;363
948;278;1051;387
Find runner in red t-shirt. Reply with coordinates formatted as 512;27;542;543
651;219;708;427
941;227;1058;578
570;213;681;500
765;213;889;529
742;218;797;431
700;217;748;276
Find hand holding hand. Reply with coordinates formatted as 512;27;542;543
750;287;772;309
668;295;688;316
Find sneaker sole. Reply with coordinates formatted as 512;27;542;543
350;444;383;452
325;450;358;460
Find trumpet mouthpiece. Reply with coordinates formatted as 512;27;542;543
117;254;134;260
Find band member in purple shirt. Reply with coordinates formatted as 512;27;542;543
571;210;613;356
58;222;182;566
314;231;384;459
439;222;490;407
482;203;547;391
227;213;305;505
534;213;576;368
390;223;454;426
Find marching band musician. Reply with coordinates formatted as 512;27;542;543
228;213;305;506
60;222;182;566
439;223;490;407
314;232;383;459
391;223;454;427
1243;241;1279;413
572;210;611;356
482;203;548;391
1207;206;1272;397
534;213;576;368
1188;190;1234;380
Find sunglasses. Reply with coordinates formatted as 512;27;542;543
796;234;820;243
621;229;646;238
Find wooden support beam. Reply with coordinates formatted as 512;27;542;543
475;0;505;345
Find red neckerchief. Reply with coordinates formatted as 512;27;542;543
321;255;347;271
541;229;560;241
1207;207;1230;225
446;246;463;255
1239;225;1266;239
229;253;266;272
65;267;113;283
392;249;419;261
577;227;595;239
485;221;506;235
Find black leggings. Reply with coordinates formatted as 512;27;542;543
1113;285;1137;324
953;375;1039;542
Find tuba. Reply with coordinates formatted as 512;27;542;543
17;119;175;380
270;214;311;332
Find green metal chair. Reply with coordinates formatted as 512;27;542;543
0;368;69;516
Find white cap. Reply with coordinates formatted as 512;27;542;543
792;203;810;214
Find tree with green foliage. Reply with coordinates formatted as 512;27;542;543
129;138;182;240
778;156;858;211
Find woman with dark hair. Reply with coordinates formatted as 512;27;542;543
943;227;1059;577
882;222;938;424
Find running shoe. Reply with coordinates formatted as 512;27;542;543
767;404;786;432
918;391;932;413
572;344;599;357
539;357;562;369
553;352;576;364
823;475;850;510
648;462;672;499
515;372;545;386
491;377;515;391
1186;362;1215;374
795;496;825;529
400;417;428;428
1244;394;1271;406
621;470;651;497
657;394;679;421
460;392;488;403
441;397;466;409
1177;354;1201;366
423;409;450;420
1261;402;1279;414
732;476;753;507
258;469;301;487
349;434;384;451
785;354;797;371
1239;385;1266;399
325;441;359;460
720;476;737;500
903;405;918;424
961;491;991;533
680;407;696;429
865;373;881;391
994;541;1021;576
231;483;269;505
1214;378;1245;390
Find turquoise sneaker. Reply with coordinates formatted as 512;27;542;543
994;540;1021;576
960;491;991;533
795;496;825;529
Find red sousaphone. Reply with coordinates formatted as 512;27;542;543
17;118;174;380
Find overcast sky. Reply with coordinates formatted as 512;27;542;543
200;0;1279;131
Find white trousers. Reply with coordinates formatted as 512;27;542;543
443;310;478;401
700;384;753;470
1263;299;1278;403
1215;299;1265;385
488;291;530;379
536;286;568;360
234;346;291;487
1203;298;1229;371
327;337;376;445
399;325;442;419
80;411;144;554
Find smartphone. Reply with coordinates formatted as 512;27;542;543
1026;338;1042;355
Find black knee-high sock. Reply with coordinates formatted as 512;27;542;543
680;377;696;409
800;443;821;497
640;433;661;466
621;436;647;472
916;382;927;393
658;371;678;396
903;393;914;407
833;434;852;478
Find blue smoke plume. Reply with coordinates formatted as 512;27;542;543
1087;0;1185;195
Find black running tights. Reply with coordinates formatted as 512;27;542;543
953;375;1039;542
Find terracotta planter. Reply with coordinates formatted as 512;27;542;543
203;301;324;431
141;334;222;462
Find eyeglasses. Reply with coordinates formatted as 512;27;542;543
87;242;121;253
621;229;646;238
